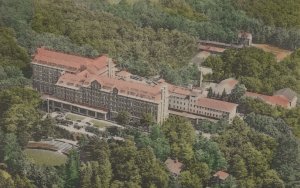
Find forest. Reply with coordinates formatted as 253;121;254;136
1;88;299;187
203;47;300;95
0;0;300;187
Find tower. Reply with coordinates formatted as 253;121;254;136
158;84;169;124
199;67;203;88
108;58;115;78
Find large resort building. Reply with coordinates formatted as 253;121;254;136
32;48;238;124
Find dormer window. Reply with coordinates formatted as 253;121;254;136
91;80;101;90
113;88;118;95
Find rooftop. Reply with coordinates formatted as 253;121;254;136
56;71;163;102
165;158;183;176
168;84;192;96
274;88;297;101
33;48;112;72
245;92;290;108
197;97;238;112
212;78;239;95
199;45;226;53
213;171;229;180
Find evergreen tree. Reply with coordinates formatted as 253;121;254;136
207;87;213;98
221;88;227;100
65;150;80;188
80;163;92;188
116;111;131;125
228;84;246;103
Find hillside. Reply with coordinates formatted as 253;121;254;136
0;0;300;188
233;0;300;28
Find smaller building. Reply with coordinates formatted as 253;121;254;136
213;171;230;181
245;88;298;109
211;171;231;186
274;88;298;108
212;78;239;96
238;31;253;46
165;158;183;177
191;51;211;66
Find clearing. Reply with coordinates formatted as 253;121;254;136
24;149;67;166
252;44;292;62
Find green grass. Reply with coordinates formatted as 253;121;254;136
66;113;85;121
24;149;67;166
91;120;111;128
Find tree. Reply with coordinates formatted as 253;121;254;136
0;169;14;188
14;175;35;188
65;150;80;188
228;84;246;103
80;163;92;188
262;170;285;188
194;137;227;171
135;147;169;188
244;113;300;184
162;117;195;161
0;28;30;76
116;111;131;125
32;115;56;141
80;138;112;187
178;171;202;188
136;125;170;161
207;87;213;98
90;161;101;188
2;104;39;147
0;133;27;175
214;118;281;187
110;140;141;184
140;113;155;128
221;88;227;100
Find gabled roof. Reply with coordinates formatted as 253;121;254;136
274;88;297;101
90;76;163;102
212;78;239;95
213;171;229;180
33;48;112;73
56;71;163;102
168;84;192;96
197;98;238;112
165;158;183;176
245;92;290;108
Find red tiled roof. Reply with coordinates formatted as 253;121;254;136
213;171;229;180
168;84;192;96
92;76;163;102
33;48;111;72
199;45;226;53
56;71;163;102
197;98;238;112
213;78;239;95
245;92;289;108
219;78;239;88
165;158;183;176
116;70;131;78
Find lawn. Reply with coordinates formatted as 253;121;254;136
66;113;85;121
24;149;67;166
91;120;111;128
